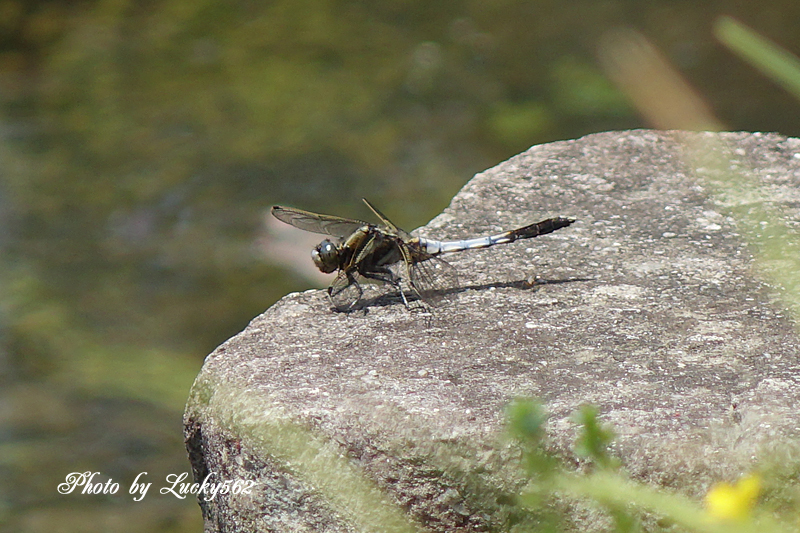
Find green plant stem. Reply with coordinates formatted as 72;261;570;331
715;16;800;101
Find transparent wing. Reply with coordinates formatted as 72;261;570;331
271;205;369;238
361;198;411;240
328;270;364;311
406;250;460;306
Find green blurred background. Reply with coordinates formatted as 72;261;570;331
0;1;798;531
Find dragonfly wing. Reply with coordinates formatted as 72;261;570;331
361;198;411;240
271;205;368;238
328;270;365;311
407;249;459;306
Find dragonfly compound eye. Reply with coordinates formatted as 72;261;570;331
311;239;340;273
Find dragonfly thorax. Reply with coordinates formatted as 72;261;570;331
312;239;340;273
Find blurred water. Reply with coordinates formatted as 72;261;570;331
1;1;798;530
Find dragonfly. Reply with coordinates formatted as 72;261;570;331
271;199;574;311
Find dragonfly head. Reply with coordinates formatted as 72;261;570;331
311;239;340;273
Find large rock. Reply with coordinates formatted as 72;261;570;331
184;130;800;532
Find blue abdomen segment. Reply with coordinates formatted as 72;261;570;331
420;233;515;254
418;217;574;256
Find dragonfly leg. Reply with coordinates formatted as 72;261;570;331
360;267;411;309
395;283;412;309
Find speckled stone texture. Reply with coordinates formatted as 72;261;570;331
184;130;800;532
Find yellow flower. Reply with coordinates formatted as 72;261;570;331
705;474;761;521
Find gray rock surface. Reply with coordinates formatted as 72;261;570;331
184;130;800;532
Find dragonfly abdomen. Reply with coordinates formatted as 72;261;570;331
419;217;575;255
513;217;575;239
